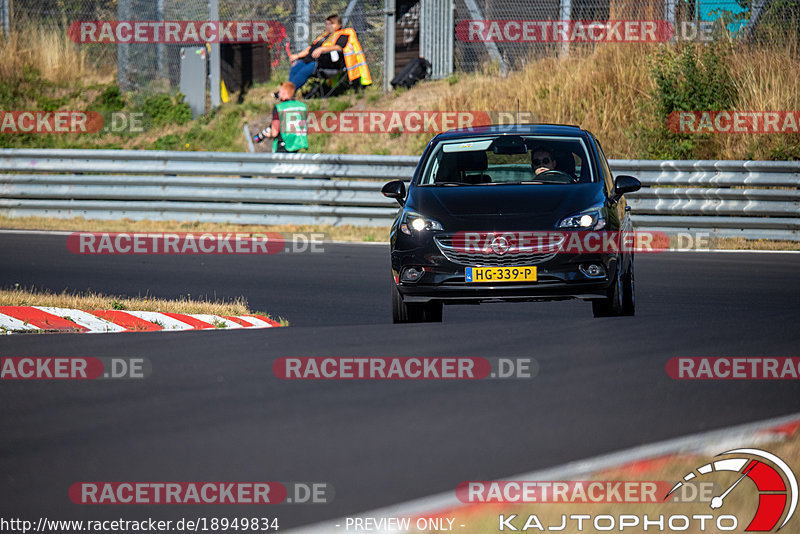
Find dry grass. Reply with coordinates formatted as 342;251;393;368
445;426;800;534
0;287;288;325
435;39;800;160
439;45;657;158
709;237;800;251
0;27;112;86
0;214;391;242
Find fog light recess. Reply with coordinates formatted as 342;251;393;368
401;267;424;282
579;263;606;278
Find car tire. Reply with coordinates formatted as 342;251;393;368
621;253;635;316
392;280;443;323
592;261;623;317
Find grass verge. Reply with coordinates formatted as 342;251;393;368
0;287;288;326
2;26;798;159
0;215;391;243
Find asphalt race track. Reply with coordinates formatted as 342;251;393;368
1;232;799;529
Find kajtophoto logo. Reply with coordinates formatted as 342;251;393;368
494;448;797;531
666;449;797;532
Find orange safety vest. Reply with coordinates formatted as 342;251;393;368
318;28;372;86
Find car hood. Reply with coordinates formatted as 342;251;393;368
408;183;606;230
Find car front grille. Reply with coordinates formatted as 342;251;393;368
434;233;565;267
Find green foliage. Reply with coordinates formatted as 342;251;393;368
36;95;69;112
140;93;192;127
92;85;126;112
151;134;183;151
651;43;737;118
638;43;739;159
327;97;352;112
767;136;800;160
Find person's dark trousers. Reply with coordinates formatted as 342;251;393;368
289;60;316;90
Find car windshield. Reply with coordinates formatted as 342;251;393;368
418;135;594;186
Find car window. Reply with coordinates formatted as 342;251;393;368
419;136;595;186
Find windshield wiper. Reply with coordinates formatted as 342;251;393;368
428;182;469;186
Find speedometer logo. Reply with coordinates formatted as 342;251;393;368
666;448;797;531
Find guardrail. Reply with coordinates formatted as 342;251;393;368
1;150;798;240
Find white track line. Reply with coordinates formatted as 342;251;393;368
286;411;800;534
32;307;126;333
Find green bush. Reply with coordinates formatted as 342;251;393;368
93;85;126;112
140;93;192;127
151;134;183;151
652;43;737;118
640;43;739;159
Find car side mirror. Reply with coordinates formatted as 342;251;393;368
613;175;641;201
381;180;406;206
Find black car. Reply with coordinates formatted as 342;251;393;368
382;124;642;323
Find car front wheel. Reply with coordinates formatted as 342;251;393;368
592;261;623;317
621;253;635;316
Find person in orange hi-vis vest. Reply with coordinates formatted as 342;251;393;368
288;13;371;91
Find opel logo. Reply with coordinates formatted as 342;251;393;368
490;236;511;255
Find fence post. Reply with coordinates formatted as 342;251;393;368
1;0;10;34
559;0;571;57
209;0;221;109
384;0;396;92
295;0;310;54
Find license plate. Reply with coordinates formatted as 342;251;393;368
465;266;537;283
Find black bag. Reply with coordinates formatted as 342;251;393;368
391;57;431;89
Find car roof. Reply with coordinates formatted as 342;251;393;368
431;123;591;141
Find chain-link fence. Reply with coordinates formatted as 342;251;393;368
452;0;800;72
3;0;797;94
4;0;385;93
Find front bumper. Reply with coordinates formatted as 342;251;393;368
392;254;616;304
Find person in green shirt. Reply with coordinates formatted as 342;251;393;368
253;82;308;153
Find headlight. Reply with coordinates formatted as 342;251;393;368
400;211;444;235
558;208;606;230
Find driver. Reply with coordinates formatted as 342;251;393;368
531;148;557;176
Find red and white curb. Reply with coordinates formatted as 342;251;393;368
286;412;800;534
0;306;281;334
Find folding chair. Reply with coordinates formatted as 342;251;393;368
302;64;363;99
